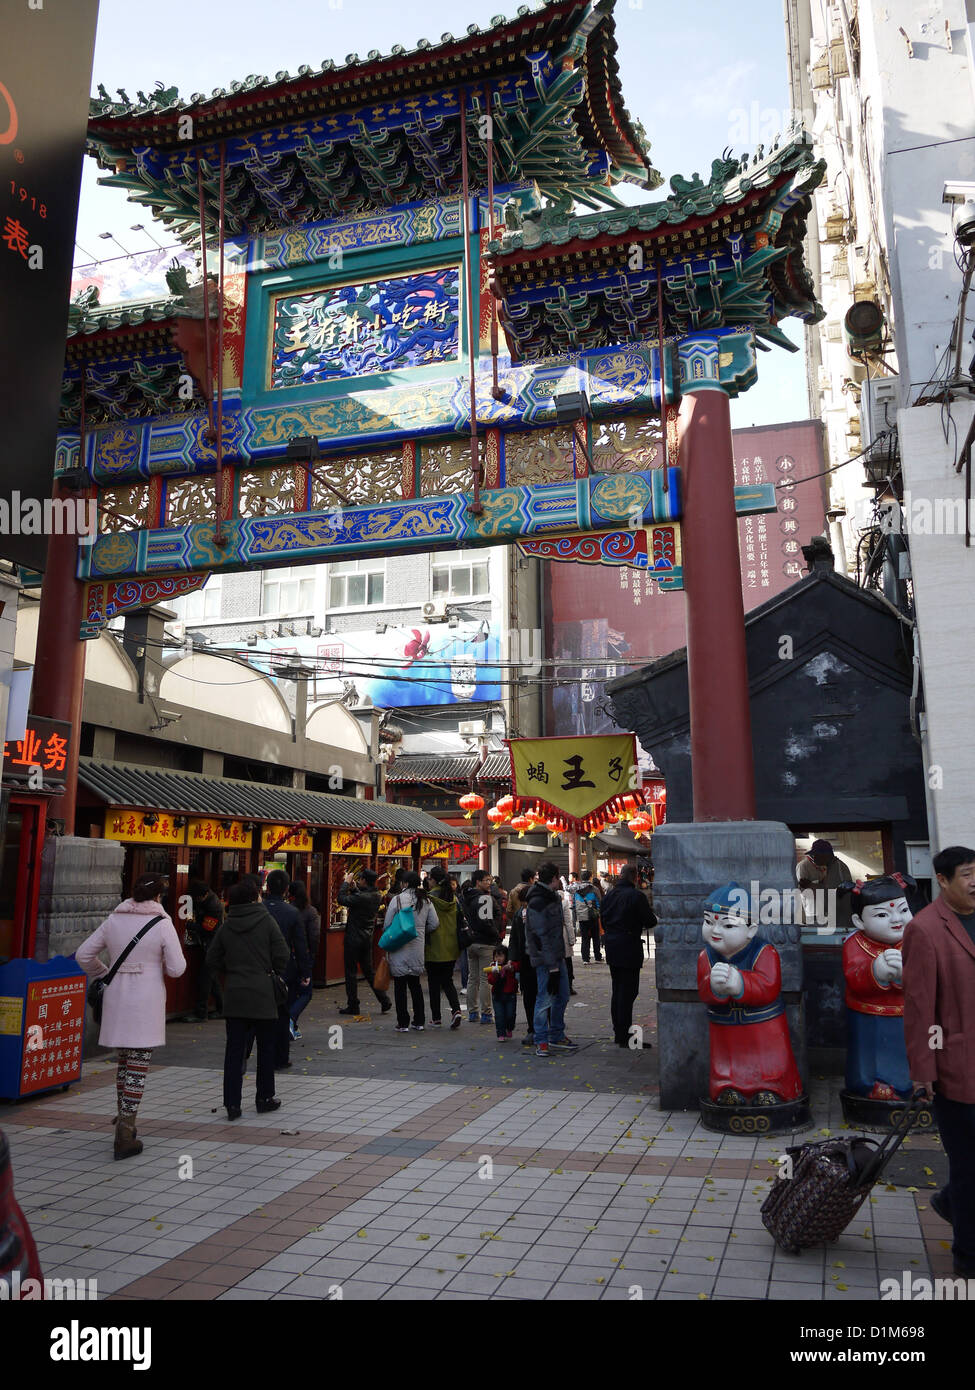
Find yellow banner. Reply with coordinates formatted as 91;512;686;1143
104;810;184;845
187;818;250;850
334;830;372;855
260;824;314;852
419;838;450;858
377;834;411;856
508;734;640;824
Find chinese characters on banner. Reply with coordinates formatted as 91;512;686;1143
187;818;249;850
508;733;640;826
104;810;183;845
20;977;85;1096
2;716;72;790
260;825;314;852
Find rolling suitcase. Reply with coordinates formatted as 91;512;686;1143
761;1092;927;1254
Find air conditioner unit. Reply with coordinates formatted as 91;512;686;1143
169;621;184;640
810;53;832;89
829;38;849;78
859;378;899;448
422;598;449;621
459;720;487;736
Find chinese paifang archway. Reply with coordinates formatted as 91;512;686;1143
52;0;822;640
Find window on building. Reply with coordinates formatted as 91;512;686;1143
262;566;317;616
432;551;489;598
170;575;223;622
328;558;385;608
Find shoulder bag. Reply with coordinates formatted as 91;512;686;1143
378;894;418;953
87;915;164;1024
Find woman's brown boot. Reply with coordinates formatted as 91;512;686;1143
111;1114;137;1139
114;1117;143;1160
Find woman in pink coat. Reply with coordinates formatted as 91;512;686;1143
76;873;185;1160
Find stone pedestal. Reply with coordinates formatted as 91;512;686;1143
652;820;805;1111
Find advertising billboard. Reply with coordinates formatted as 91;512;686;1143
219;617;502;709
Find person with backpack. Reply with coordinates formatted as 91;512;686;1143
570;870;603;964
426;866;464;1030
460;868;504;1025
507;867;538;1044
383;870;439;1031
525;861;578;1058
206;878;290;1118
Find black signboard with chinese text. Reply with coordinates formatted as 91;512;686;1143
0;0;99;570
2;715;72;791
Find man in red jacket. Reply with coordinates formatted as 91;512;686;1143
903;845;975;1277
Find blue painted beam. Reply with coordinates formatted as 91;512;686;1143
79;466;682;583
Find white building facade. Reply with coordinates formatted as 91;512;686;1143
786;0;975;851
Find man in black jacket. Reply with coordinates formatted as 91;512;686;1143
338;869;391;1015
600;864;656;1047
264;869;308;1068
525;862;577;1057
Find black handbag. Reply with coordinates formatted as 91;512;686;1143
267;970;289;1008
87;915;164;1024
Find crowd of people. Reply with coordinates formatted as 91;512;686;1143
74;858;655;1152
338;861;658;1058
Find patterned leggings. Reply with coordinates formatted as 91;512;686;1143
116;1048;152;1118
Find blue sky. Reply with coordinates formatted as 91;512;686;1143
75;0;811;426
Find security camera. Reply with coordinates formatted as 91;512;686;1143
955;199;975;246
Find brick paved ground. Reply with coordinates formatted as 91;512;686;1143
2;943;952;1301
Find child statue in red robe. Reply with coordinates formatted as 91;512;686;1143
697;882;803;1105
840;873;916;1102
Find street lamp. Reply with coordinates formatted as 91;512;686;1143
130;223;167;249
98;231;131;256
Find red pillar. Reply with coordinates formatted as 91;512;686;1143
678;387;756;821
30;486;87;833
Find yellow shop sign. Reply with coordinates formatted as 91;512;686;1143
419;839;450;858
186;818;250;850
104;810;183;845
260;824;314;852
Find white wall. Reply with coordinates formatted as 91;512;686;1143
898;400;975;848
159;652;292;733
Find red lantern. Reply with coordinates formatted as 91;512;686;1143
497;794;515;817
459;792;485;820
658;788;667;806
628;814;651;836
545;816;561;832
509;814;531;839
486;806;506;827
